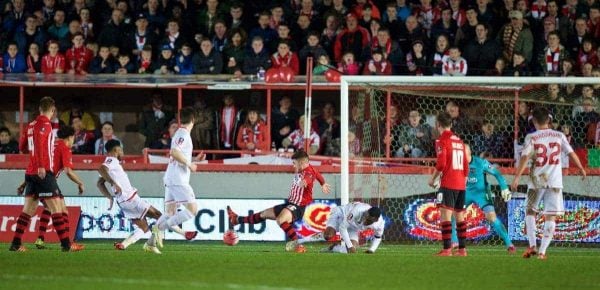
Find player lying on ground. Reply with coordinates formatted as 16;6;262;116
97;140;197;254
295;202;384;254
450;145;515;253
227;150;331;253
511;107;586;260
10;97;82;252
17;126;86;250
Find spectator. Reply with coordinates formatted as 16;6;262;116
476;0;496;28
70;116;94;154
413;0;441;37
0;127;18;154
359;5;377;32
41;0;57;25
338;51;360;75
126;14;159;60
449;0;466;27
545;84;570;125
561;58;576;77
573;97;600;148
236;108;269;151
242;36;272;75
194;0;225;37
348;130;361;158
217;94;240;150
167;4;194;42
211;19;228;53
430;34;450;75
271;95;300;149
406;39;429;75
313;54;333;75
116;0;133;25
248;11;278;53
362;48;392;75
59;19;83;52
174;42;195;74
333;13;370;63
190;95;215;150
298;31;328;73
313;102;340;156
192;37;223;74
25;42;41;73
47;9;68;41
271;40;300;75
140;91;174;148
463;23;502;75
149;119;178;149
327;0;349;17
97;9;128;53
572;85;596;118
454;6;478;48
505;51;530;76
226;3;247;30
162;19;187;52
472;121;505;157
320;12;341;60
2;42;26;73
442;46;468;76
497;10;533;63
446;100;476;141
485;57;507;76
365;28;404;74
114;53;137;74
381;2;407;40
269;22;297;53
515;101;534;145
136;45;154;73
14;15;47;55
576;37;598;73
3;0;27;39
144;0;167;36
222;28;247;75
431;7;458;43
95;121;121;155
352;0;381;22
89;45;116;73
65;32;93;74
392;110;433;158
155;45;176;74
60;101;96;131
566;18;589;58
41;40;66;74
293;14;315;52
538;31;567;76
79;8;95;41
296;0;319;24
282;114;320;154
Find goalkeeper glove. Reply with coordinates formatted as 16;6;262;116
501;189;512;202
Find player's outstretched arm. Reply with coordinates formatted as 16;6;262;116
170;147;197;172
96;177;114;210
65;167;85;194
568;152;586;180
339;222;355;254
484;160;511;201
17;181;26;195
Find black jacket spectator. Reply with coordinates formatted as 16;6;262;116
89;56;117;73
463;38;502;76
97;18;129;52
242;47;272;75
192;47;223;74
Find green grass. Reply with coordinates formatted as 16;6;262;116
1;241;599;290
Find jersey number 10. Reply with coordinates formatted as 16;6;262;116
452;149;464;170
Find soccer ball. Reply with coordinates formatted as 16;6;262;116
223;230;239;246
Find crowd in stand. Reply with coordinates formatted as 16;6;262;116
1;0;600;76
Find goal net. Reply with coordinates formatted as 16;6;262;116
340;76;600;247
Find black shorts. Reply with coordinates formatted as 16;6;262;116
24;173;61;199
274;202;306;222
436;188;465;211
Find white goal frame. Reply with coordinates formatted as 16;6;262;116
339;76;600;205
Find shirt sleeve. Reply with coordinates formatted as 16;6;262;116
435;139;447;172
561;134;574;155
521;134;533;158
483;159;508;191
62;145;73;170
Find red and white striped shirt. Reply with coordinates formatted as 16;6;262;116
288;164;325;206
442;57;468;76
287;129;320;151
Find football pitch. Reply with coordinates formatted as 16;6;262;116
1;241;599;290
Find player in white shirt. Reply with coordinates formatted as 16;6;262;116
97;140;196;254
152;107;204;248
511;107;586;260
296;202;384;254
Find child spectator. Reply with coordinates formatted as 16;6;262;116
149;120;178;149
89;45;116;73
338;51;360;75
174;43;194;75
248;11;278;53
508;51;530;76
282;115;320;154
192;37;223;74
65;32;93;74
442;46;468;76
2;42;26;73
71;116;95;154
313;54;332;75
485;57;506;76
41;40;66;74
271;40;300;75
406;39;429;75
114;54;137;74
270;22;297;53
79;8;94;40
298;31;328;73
95;121;121;155
362;48;392;75
138;45;157;74
0;127;18;154
155;45;176;74
430;34;450;75
26;43;42;73
217;94;239;150
236;108;269;152
577;37;598;73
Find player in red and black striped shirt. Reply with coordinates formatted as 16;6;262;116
428;111;469;257
227;150;331;252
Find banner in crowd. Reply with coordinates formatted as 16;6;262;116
0;197;286;241
0;204;80;242
508;198;600;243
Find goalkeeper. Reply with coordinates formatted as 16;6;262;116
451;144;515;253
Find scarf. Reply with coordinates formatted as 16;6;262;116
545;47;560;72
531;2;547;19
26;55;39;72
5;57;16;72
433;50;449;66
43;54;63;72
242;123;261;144
273;52;292;67
502;24;522;60
220;106;237;146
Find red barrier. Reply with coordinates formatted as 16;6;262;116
0;205;81;243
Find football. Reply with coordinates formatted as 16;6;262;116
223;230;239;246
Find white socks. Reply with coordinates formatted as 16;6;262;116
122;228;146;248
525;215;537;248
170;225;185;236
158;209;195;230
298;232;325;244
539;221;556;255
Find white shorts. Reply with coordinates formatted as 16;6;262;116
118;194;151;219
165;184;195;204
526;188;564;215
325;207;359;241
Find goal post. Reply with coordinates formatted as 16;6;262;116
340;76;600;246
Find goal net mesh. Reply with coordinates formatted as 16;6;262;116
342;78;600;247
